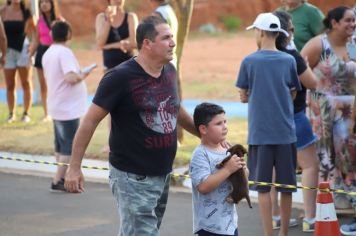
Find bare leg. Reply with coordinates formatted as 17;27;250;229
53;154;70;184
4;68;17;117
279;192;292;236
37;68;49;117
18;66;32;114
297;144;319;219
258;192;273;236
271;168;280;217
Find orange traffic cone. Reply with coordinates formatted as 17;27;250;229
314;182;340;236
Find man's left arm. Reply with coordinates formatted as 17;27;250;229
177;106;199;137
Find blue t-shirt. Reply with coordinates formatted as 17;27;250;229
189;144;238;235
236;50;301;145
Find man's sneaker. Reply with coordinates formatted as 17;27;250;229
303;218;315;232
340;221;356;236
272;217;298;230
50;179;66;192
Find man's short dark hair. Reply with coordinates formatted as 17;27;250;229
51;21;71;42
136;15;167;50
193;103;225;133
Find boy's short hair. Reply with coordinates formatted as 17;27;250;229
136;15;167;50
264;31;279;38
51;20;71;42
193;103;225;133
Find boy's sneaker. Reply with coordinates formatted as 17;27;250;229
50;178;66;192
7;113;16;123
340;221;356;236
272;217;298;230
303;218;315;232
21;113;31;123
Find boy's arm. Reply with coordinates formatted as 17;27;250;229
197;155;245;194
239;89;249;103
236;60;249;103
290;87;297;100
63;71;90;85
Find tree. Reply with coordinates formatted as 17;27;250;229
170;0;194;142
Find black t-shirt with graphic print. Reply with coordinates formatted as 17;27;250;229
93;58;180;176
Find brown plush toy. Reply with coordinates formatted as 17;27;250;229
217;144;252;208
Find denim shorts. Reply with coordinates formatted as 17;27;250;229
294;110;317;150
248;144;297;193
109;166;170;236
53;119;80;156
4;39;31;69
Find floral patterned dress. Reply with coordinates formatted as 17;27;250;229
309;34;356;208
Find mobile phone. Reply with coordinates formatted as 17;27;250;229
81;63;97;74
347;43;356;61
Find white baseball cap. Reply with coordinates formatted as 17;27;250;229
246;12;289;37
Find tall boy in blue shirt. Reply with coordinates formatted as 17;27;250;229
236;13;301;236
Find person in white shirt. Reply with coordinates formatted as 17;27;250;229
42;21;94;192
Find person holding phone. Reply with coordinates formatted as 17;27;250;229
42;21;94;192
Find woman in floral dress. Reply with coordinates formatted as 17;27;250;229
301;6;356;209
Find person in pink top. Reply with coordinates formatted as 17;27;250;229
29;0;60;121
42;21;95;192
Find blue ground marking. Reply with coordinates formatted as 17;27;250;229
86;96;248;118
0;90;248;118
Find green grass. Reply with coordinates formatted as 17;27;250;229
183;80;238;101
0;103;247;167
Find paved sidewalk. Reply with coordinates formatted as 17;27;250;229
2;171;324;236
0;151;109;182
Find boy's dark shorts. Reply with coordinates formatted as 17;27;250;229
247;143;297;193
53;119;80;156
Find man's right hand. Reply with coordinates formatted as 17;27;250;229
64;166;85;193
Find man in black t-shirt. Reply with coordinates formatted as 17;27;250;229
65;16;198;235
